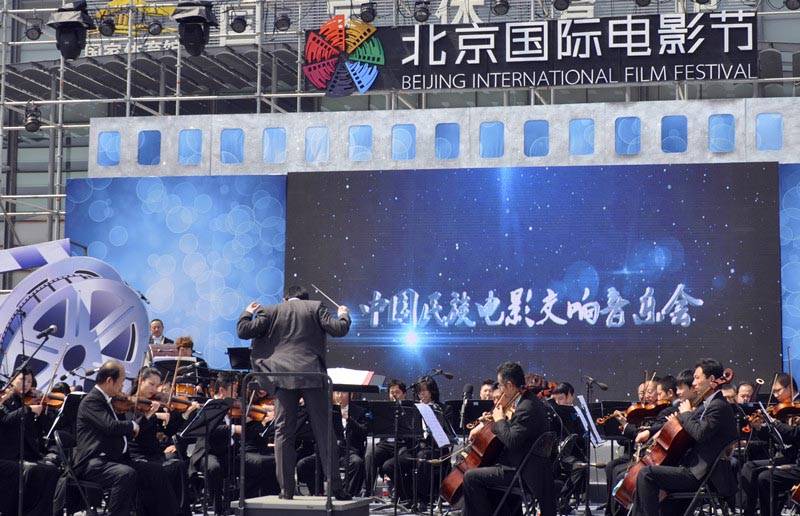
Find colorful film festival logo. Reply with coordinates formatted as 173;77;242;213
303;15;385;97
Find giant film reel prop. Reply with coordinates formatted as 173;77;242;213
0;257;149;390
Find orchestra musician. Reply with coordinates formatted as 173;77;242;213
0;367;59;516
237;285;352;501
461;361;555;516
738;372;800;516
149;318;174;345
128;367;197;516
364;378;408;497
479;379;494;401
721;384;737;404
631;358;738;516
550;381;588;514
737;381;756;404
67;360;176;516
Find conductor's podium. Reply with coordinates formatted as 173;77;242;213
240;495;370;516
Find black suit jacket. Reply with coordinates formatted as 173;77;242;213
677;391;738;495
341;402;370;457
0;394;41;460
74;387;137;474
493;390;548;470
148;336;174;345
237;299;351;389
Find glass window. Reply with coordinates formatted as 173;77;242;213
349;125;373;161
392;124;416;160
305;127;330;163
524;120;549;157
661;116;688;153
708;114;735;153
756;113;783;151
178;129;202;165
569;119;595;156
480;121;504;158
97;131;120;167
435;123;460;160
263;128;287;163
615;117;641;155
137;130;161;165
220;128;245;164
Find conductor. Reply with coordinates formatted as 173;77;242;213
237;285;352;500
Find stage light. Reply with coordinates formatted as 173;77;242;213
230;14;246;33
360;2;376;22
274;11;291;32
787;0;800;9
98;17;116;36
25;19;43;40
635;0;651;6
46;1;95;60
171;1;218;57
147;19;162;35
491;0;510;15
414;0;430;22
553;0;571;10
404;331;419;346
24;101;41;133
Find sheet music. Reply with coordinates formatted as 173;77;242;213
416;403;450;448
575;395;605;446
327;367;374;386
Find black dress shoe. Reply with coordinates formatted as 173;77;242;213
333;489;353;501
279;493;294;500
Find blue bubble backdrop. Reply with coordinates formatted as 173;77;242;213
65;175;286;369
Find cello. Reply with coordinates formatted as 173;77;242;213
613;368;734;509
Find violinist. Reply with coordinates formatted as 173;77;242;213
364;378;407;497
461;361;555;516
550;381;588;514
189;371;238;514
737;381;756;404
65;360;177;516
721;384;737;404
128;367;195;516
605;376;679;516
674;369;695;403
738;373;800;516
0;367;59;516
479;379;494;401
631;358;738;516
237;386;280;500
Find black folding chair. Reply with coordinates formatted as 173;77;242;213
490;430;558;516
54;430;105;516
662;438;739;516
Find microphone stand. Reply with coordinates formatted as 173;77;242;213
582;381;594;516
9;331;53;516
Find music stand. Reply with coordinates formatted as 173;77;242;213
180;398;233;516
444;399;494;435
227;347;251;370
45;392;85;441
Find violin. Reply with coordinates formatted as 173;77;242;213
150;391;196;413
111;394;156;414
766;401;800;420
596;399;671;426
229;399;275;422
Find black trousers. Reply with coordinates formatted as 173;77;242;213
462;464;523;516
365;440;396;496
739;458;793;516
79;457;138;516
244;451;280;497
632;465;700;516
297;448;365;496
274;387;341;497
605;456;631;516
756;463;800;516
0;459;19;515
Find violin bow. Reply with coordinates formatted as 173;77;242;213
42;343;69;401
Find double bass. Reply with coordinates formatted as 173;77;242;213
613;368;734;509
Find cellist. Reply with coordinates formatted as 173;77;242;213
461;361;555;516
631;358;738;516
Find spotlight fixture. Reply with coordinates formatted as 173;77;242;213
147;19;162;35
553;0;571;10
360;2;376;22
414;0;430;22
491;0;510;15
635;0;651;6
98;16;116;36
25;18;43;40
229;13;246;33
787;0;800;9
274;11;291;32
46;1;95;60
693;0;710;5
24;101;42;133
171;1;218;57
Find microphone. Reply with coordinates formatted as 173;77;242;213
85;369;97;376
177;363;198;374
59;367;81;381
582;375;609;391
431;368;454;380
192;350;203;356
36;325;58;340
459;384;474;431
